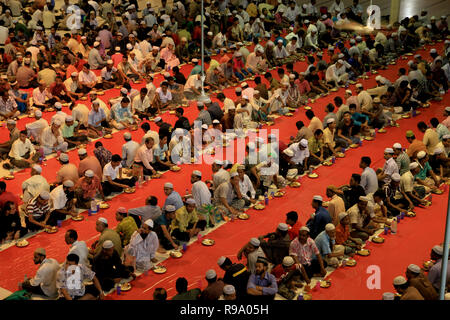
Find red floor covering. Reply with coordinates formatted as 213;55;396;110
0;42;448;300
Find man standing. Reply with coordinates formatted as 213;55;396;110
125;219;159;272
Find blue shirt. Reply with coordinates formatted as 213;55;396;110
111;104;133;122
88;108;106;127
153;144;168;162
164;191;184;211
189;65;202;76
274;36;287;47
247;272;278;296
351;112;369;127
314;230;334;257
307;206;332;239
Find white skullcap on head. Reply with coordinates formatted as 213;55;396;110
393;143;402;149
144;219;154;228
32;164;42;173
434;148;443;155
393;276;407;285
337;59;344;64
414;54;421;59
356;83;363;88
375;75;382;81
201;124;208;130
313;195;323;202
164;182;173;189
350;39;355;44
165;205;176;212
230;172;239;178
278;223;289;231
206;269;217;279
300;226;310;232
338;53;344;58
63;180;74;187
98;217;108;225
407;60;414;66
265;31;271;38
154;116;162;122
391;173;401;182
443;134;450;139
433;245;443;255
207;31;213;36
409;162;419;170
102;240;114;249
250;237;260;247
39;191;50;200
85;169;94;177
120;88;128;94
417;151;427;159
339;212;348;221
289;74;295;79
283;148;294;157
300;139;308;147
359;196;370;202
223;285;235;295
77;148;87;155
35;110;42;117
327;118;335;124
430;48;437;53
71;72;78;77
407;264;421;274
107;59;113;64
282;256;295;267
192;170;202;177
126;43;133;50
213;119;220;124
55;102;62;109
94;41;100;47
65;116;73;122
186;198;196;205
152;46;160;51
325;223;335;231
345;90;352;95
217;256;226;266
382;292;395;300
384;148;394;154
59;153;69;162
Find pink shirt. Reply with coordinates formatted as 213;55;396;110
111;53;123;68
296;79;311;94
289;237;320;266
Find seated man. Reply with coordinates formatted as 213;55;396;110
347;196;376;241
61;116;88;149
78;64;98;94
128;196;162;228
39;120;69;156
258;223;292;266
125;219;159;272
393;276;424;300
171;277;201;300
314;223;345;268
110;97;137;130
183;73;203;101
306;195;332;239
401;162;428;207
415;151;441;193
237;237;267;275
92;240;135;292
22;165;50;204
49;180;78;221
383;173;414;217
213;175;245;218
152;135;173;171
25;110;48;144
246;256;278;300
75;170;105;209
286;138;311;174
8;130;39;168
170;198;206;243
25;191;59;232
405;264;439;300
21;248;60;298
100;60;123;89
0;120;19;159
151;81;175;114
101;154;137;196
115;207;138;247
336;111;361;148
56;253;104;300
0;89;19;120
335;212;362;256
134;137;157;177
87;101;110;138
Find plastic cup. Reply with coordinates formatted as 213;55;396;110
57;220;62;228
384;227;389;235
116;285;121;295
297;294;304;300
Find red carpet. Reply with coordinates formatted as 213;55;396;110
0;41;448;300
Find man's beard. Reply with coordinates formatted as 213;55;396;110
140;232;148;240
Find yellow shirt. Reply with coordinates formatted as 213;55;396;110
423;128;439;154
171;206;199;233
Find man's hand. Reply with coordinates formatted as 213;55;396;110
99;292;105;300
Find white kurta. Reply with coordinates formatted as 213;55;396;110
126;231;159;272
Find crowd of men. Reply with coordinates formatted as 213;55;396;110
0;0;449;301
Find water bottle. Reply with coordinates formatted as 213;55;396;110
391;217;397;234
264;192;269;205
90;198;98;215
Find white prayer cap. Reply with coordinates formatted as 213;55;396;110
350;39;355;44
76;147;88;156
300;139;308;147
325;223;335;231
152;46;160;51
432;245;443;255
205;269;217;279
217;256;226;266
63;180;74;187
35;248;46;256
359;196;370;201
407;60;414;66
230;172;239;178
382;292;395;300
164;182;173;189
391;173;401;182
35;110;42;117
345;89;352;95
364;48;370;52
257;47;264;53
277;39;283;44
212;120;220;124
282;256;295;267
356;35;362;41
446;106;450;113
192;58;199;63
235;52;243;57
59;153;69;162
300;226;310;232
313;195;323;202
414;54;421;59
250;237;260;247
337;59;344;64
94;41;100;47
102;240;114;249
39;191;50;200
375;75;382;82
356;83;363;88
192;170;202;177
338;53;344;58
441;15;447;19
154;117;162;122
115;46;121;52
304;19;310;24
197;101;204;106
283;148;294;157
98;217;108;225
247;142;256;150
32;165;42;173
242;95;249;100
71;72;78;77
430;48;437;54
407;264;421;274
434;148;443;155
241;82;248;87
144;219;154;228
65;116;73;122
384;148;394;154
446;40;450;44
289;74;295;79
107;59;113;64
204;98;212;103
417;151;427;159
186;198;196;206
6;119;16;125
120;88;128;94
55;102;62;109
409;162;419;170
264;32;271;38
302;4;307;9
36;26;43;31
393;143;402;149
278;223;289;231
165;205;176;212
393;276;407;285
123;132;132;140
398;26;407;32
223;285;235;295
326;118;335;124
338;212;348;221
126;43;133;50
85;169;94;177
279;8;284;12
201;124;208;130
443;134;450;140
214;159;223;165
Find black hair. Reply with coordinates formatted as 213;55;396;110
141;122;150;131
417;121;427;131
176;107;184;115
286;211;298;222
95;141;103;148
305;110;314;119
66;229;78;241
351;173;361;183
430;118;439;128
373;189;386;200
295;121;305;129
175;277;188;293
148;196;158;206
67;253;80;264
314;129;323;136
153;288;167;300
111;154;122;162
326;103;335;113
361;156;371;166
334;96;343;105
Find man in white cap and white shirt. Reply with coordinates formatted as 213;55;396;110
326;59;348;86
26;110;48;144
405;263;439;300
237;237;267;274
392;275;424;300
39;119;69;156
120;132;140;169
190;170;212;208
21;247;60;298
287;138;311;174
50;179;77;220
400;162;427;206
377;148;399;185
22;165;50;203
125;219;159;272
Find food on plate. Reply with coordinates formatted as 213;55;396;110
423;260;434;271
120;282;132;291
330;88;338;92
322;201;328;207
336;152;345;158
16;239;29;247
304;106;312;110
201;238;215;246
349;144;359;148
72;215;84;221
290;182;301;188
365;136;374;141
170;165;181;172
345;259;357;266
99;202;110;209
124;187;136;194
372;236;385;243
323;161;332;166
104;134;113;139
4;175;14;180
274;192;284;197
320;280;331;288
285;112;293;116
45;226;58;233
153;266;167;274
170;251;183;258
254;204;265;210
378;128;387;133
238;213;249;220
357;249;370;256
308;173;318;178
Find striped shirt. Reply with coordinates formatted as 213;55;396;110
26;195;50;219
395;152;411;176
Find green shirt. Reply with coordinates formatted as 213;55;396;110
116;216;138;247
436;124;450;141
308;136;323;154
415;162;431;180
95;228;123;257
172;288;201;300
62;121;78;138
395;152;410;176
